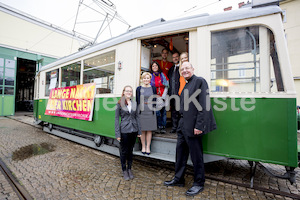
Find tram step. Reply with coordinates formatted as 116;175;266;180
133;151;177;163
150;136;177;155
133;136;226;164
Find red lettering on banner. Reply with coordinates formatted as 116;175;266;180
45;83;96;121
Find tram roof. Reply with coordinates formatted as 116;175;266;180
39;5;282;72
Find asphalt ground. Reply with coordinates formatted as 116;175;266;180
0;114;299;199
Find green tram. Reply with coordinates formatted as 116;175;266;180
34;3;298;184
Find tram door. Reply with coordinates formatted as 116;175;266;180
0;54;16;116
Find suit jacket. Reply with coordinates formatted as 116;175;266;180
115;100;141;139
168;64;180;96
179;75;217;137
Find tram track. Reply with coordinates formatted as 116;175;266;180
0;158;33;200
206;174;300;200
135;156;300;200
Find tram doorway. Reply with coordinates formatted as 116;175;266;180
15;58;36;112
141;32;189;131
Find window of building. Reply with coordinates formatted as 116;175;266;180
61;61;81;87
83;51;115;94
210;26;283;93
3;59;15;95
45;69;59;96
0;67;3;95
5;77;14;86
5;68;15;77
238;65;246;77
4;87;14;95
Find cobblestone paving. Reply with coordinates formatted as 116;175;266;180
0;117;299;199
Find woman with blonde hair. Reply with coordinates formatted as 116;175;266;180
136;72;157;155
115;85;141;180
178;52;189;96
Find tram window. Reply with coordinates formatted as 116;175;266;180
0;87;2;94
83;51;115;94
61;62;81;87
211;26;284;93
45;69;59;96
211;26;261;92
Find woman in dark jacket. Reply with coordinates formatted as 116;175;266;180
115;85;141;181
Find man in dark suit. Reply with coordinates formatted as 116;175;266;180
168;52;180;133
164;62;217;196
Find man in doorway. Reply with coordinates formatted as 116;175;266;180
164;62;217;196
168;52;180;133
154;48;173;76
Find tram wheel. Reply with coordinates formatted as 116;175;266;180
94;136;103;147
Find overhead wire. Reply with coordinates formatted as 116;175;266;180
73;0;131;45
176;0;222;18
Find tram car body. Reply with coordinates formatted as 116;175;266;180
34;3;298;179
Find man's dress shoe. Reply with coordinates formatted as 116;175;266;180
164;179;184;187
185;186;204;196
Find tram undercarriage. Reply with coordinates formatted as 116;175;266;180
41;122;298;186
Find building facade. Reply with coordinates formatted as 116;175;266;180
0;3;91;116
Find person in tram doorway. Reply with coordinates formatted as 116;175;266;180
164;62;217;196
136;72;157;155
167;52;180;133
115;85;141;181
178;52;189;96
153;48;173;76
150;61;169;134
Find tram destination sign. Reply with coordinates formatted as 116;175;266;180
45;83;96;121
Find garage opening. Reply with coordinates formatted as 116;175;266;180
15;58;36;112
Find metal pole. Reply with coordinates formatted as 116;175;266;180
93;13;109;45
246;30;257;92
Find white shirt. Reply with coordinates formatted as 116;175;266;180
127;104;132;113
